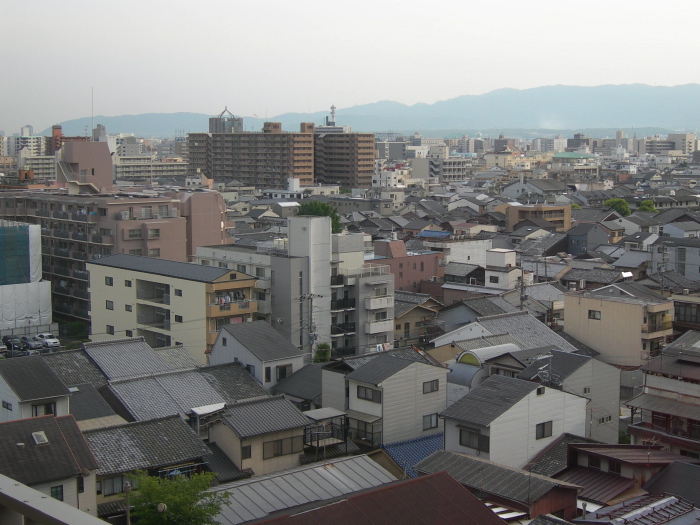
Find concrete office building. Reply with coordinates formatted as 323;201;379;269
209;107;243;133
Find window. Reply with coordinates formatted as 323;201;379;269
149;248;160;258
148;228;160;239
125;280;132;287
583;387;591;394
222;337;227;346
78;475;84;493
608;460;621;474
265;367;271;383
106;300;114;310
276;364;292;382
103;476;124;496
125;304;132;312
237;264;246;273
375;311;388;321
396;324;401;331
536;421;553;439
357;385;382;403
588;455;601;470
423;379;439;394
263;436;303;459
256;267;266;278
107;325;115;335
32;403;56;417
50;485;64;501
241;445;251;460
588;310;601;320
423;413;438;430
2;400;12;411
175;315;183;323
218;262;228;268
459;428;489;452
129;249;143;255
128;229;143;239
105;276;113;286
375;287;388;297
175;289;182;297
489;276;499;283
126;330;133;337
598;415;612;424
537;386;545;395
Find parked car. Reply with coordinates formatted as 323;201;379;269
2;336;25;351
20;336;44;350
23;349;41;356
36;333;61;348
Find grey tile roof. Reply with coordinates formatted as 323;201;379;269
444;262;481;277
198;363;269;403
591;281;666;301
643;270;700;293
517;350;590;384
221;395;311;438
68;383;118;421
561;268;622;284
415;450;579;504
394;290;432;305
611;250;650;268
108;370;226;421
455;333;526;352
440;375;538;427
0;356;70;401
339;347;436;370
0;415;98;486
83;338;174;380
211;455;397;524
476;311;579;353
153;346;201;370
89;253;233;282
272;364;322;401
525;433;600;477
643;461;700;506
84;416;210;476
221;321;304;362
463;297;517;317
41;349;109;388
345;355;415;385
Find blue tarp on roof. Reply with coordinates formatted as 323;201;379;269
416;230;451;239
382;432;444;478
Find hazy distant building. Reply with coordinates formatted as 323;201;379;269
209;107;243;133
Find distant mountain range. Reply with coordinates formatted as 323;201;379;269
41;84;700;138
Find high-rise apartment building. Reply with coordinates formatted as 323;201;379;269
209;107;243;133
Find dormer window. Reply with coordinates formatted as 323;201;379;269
32;431;49;445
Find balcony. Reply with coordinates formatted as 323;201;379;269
207;300;257;317
331;323;356;336
641;321;673;336
331;346;356;358
54;247;70;258
255;278;271;290
330;298;356;311
365;319;394;334
53;266;71;277
52;211;69;220
72;232;88;241
71;251;88;261
138;317;171;331
137;285;170;305
73;288;90;300
365;295;392;310
73;269;90;281
53;229;70;239
330;275;345;286
256;299;271;314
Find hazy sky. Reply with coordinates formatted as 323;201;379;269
3;0;700;134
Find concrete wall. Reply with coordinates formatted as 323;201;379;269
321;369;347;411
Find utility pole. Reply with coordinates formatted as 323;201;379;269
299;293;323;363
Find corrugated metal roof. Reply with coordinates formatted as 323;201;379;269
345;355;414;385
556;466;635;504
212;455;397;524
626;393;700;422
382;433;444;478
221;395;310;438
220;321;304;362
643;461;700;506
83;338;173;380
447;362;481;387
0;356;70;401
272;364;322;401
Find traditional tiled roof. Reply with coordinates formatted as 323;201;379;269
84;416;209;476
560;268;622;285
339;347;436;370
463;297;517;317
444;261;481;277
0;356;70;401
0;415;98;486
153;346;201;370
525;433;601;477
415;450;580;504
440;375;538;427
475;311;579;353
382;433;444;478
518;350;590;384
272;364;322;401
198;363;269;404
42;348;109;388
82;338;173;381
220;321;304;362
345;355;415;385
221;395;310;438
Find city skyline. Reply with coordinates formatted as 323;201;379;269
3;0;700;133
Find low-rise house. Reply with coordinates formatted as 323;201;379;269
322;350;447;446
567;223;611;256
83;416;212;521
393;291;444;346
207;395;311;476
415;450;580;522
0;356;71;422
209;321;305;390
272;363;322;411
0;415;98;515
563;282;674;367
441;375;587;469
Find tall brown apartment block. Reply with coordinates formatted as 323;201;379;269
187;122;375;189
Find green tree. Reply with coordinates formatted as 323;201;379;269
313;342;331;363
604;198;631;217
638;199;658;213
297;201;343;233
128;471;229;525
571;203;581;209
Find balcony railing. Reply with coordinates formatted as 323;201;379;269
642;321;673;333
365;295;393;310
331;323;356;335
365;319;394;334
331;298;356;310
331;346;356;358
330;275;345;286
349;428;382;447
73;269;90;280
72;232;88;241
137;290;170;305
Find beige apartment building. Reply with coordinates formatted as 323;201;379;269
496;202;572;232
563;282;673;367
87;254;258;363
